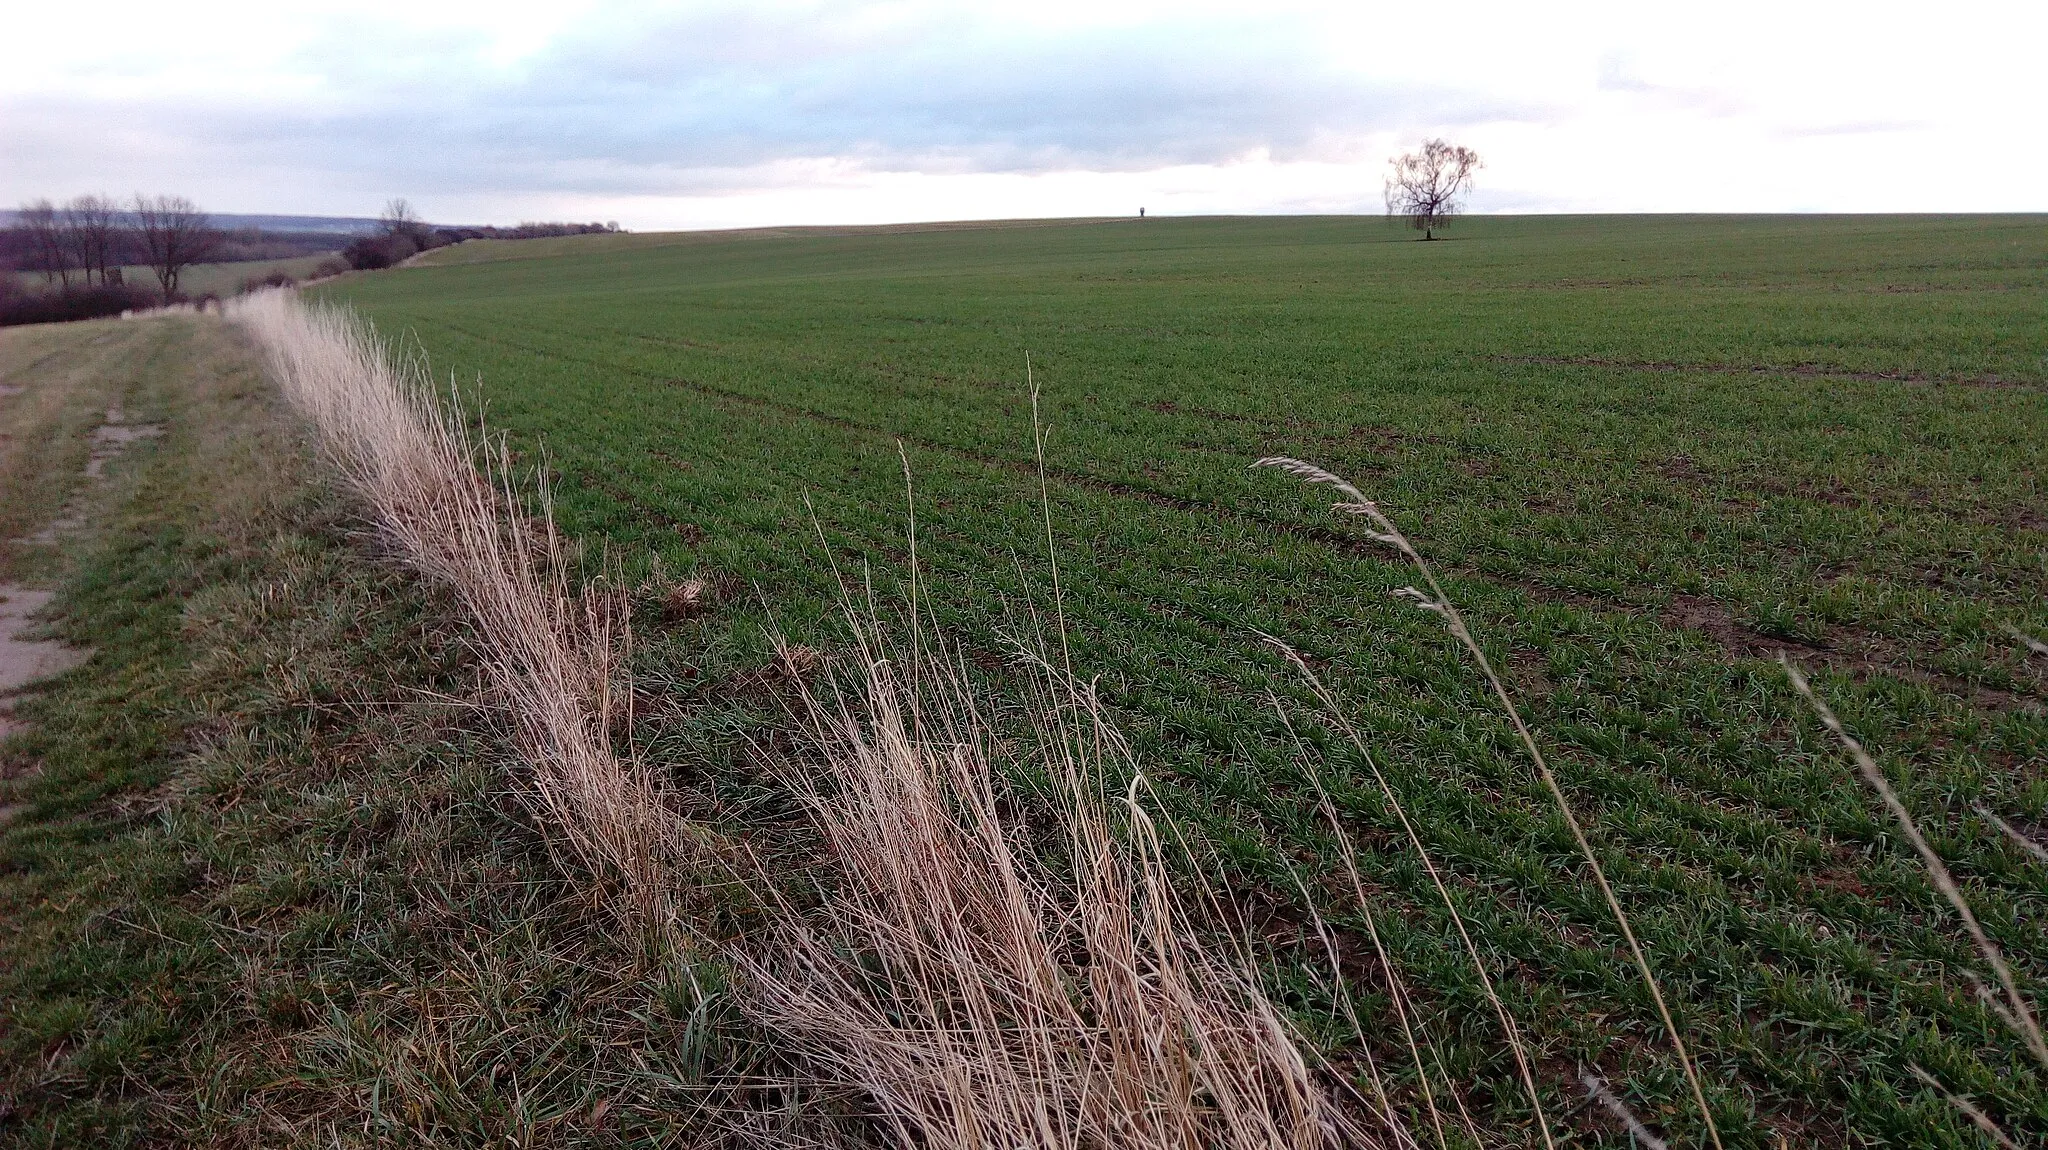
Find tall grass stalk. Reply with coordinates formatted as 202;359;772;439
1781;658;2048;1071
734;408;1395;1147
1905;1065;2025;1150
1254;456;1722;1150
735;603;1390;1149
2003;624;2048;659
1975;805;2048;868
1263;637;1551;1148
229;290;686;934
1271;698;1469;1149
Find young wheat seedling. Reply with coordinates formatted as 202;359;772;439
1253;456;1723;1150
1905;1064;2025;1150
1262;634;1553;1150
1780;657;2047;1068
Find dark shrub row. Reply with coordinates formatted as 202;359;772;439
341;233;422;270
0;280;161;327
342;221;620;270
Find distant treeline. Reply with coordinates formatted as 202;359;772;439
341;210;622;270
0;225;340;273
2;194;234;326
4;194;626;327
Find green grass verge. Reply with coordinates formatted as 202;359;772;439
0;318;741;1147
316;214;2048;1146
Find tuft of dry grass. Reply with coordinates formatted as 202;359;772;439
229;290;689;934
709;384;1404;1148
733;605;1398;1150
662;576;714;621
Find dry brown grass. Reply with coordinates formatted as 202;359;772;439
734;601;1399;1150
229;290;687;934
731;392;1400;1145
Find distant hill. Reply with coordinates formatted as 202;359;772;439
196;213;389;235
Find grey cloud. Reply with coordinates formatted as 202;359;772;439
5;6;1540;209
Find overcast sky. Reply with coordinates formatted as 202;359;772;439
4;0;2042;229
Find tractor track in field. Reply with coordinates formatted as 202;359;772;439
1488;354;2035;390
650;373;2043;716
422;319;2043;715
2;399;161;821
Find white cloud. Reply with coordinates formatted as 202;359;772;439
3;0;2043;226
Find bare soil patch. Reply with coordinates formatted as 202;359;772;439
22;407;162;545
0;585;87;823
0;588;84;697
1491;354;2026;389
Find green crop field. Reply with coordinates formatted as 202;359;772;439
315;214;2048;1146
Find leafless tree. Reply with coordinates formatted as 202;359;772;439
1384;139;1482;240
381;197;431;244
62;194;122;287
133;194;219;301
17;199;72;287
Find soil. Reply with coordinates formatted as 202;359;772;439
0;588;85;721
23;408;161;544
0;586;86;824
1490;353;2026;390
1;402;161;821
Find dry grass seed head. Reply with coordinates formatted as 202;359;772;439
663;577;713;621
229;290;691;939
1254;455;1723;1150
735;602;1391;1150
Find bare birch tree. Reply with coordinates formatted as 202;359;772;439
381;197;418;232
1384;139;1482;240
132;194;219;301
381;198;432;246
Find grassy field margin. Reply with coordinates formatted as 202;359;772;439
228;289;1398;1149
316;214;2048;1146
0;316;739;1146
